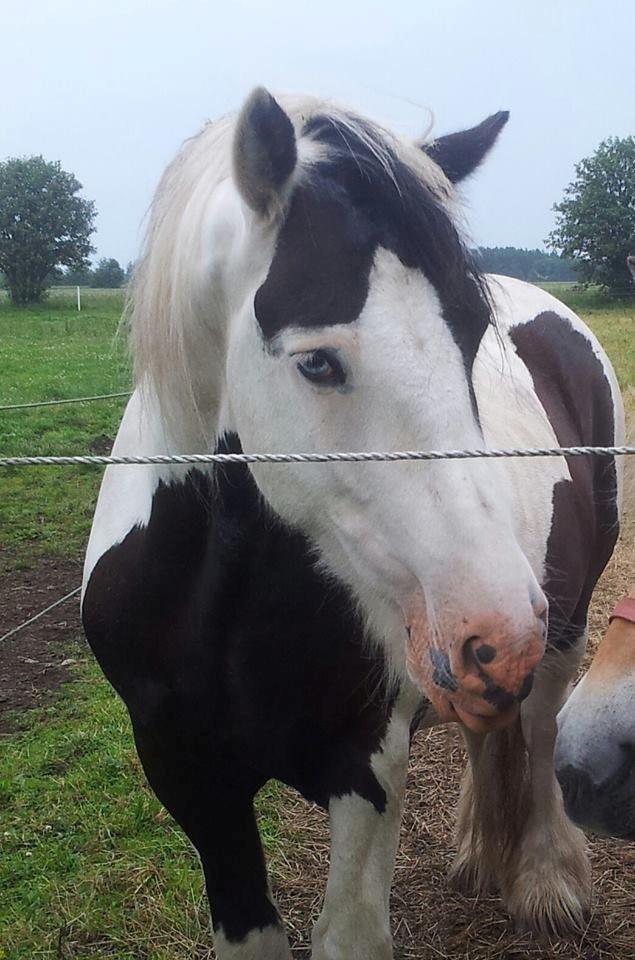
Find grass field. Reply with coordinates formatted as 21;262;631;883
0;289;129;565
0;674;283;959
0;284;633;959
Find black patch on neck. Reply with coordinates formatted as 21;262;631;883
255;112;491;393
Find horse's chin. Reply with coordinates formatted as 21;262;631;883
406;664;520;733
452;701;520;734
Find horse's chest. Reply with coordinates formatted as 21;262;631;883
82;461;393;804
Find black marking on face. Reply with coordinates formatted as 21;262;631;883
430;648;459;692
481;680;516;711
255;179;377;338
254;112;492;407
474;656;528;709
510;311;619;650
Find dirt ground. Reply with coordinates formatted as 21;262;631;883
0;533;633;959
0;554;84;733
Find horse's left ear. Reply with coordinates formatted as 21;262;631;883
233;87;298;217
423;111;509;183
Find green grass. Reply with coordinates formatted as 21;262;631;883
0;289;130;565
0;283;632;959
0;662;284;960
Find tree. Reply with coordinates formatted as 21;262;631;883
0;156;95;305
59;264;94;286
547;136;635;293
91;257;125;288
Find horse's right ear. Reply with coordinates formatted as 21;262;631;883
422;111;509;183
233;87;297;217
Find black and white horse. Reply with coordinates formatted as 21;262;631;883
82;89;624;958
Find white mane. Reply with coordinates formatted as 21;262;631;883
128;94;454;449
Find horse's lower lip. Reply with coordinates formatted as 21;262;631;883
404;665;519;732
453;702;519;734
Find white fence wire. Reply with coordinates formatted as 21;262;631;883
0;445;633;469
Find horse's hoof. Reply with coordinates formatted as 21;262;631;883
503;818;591;937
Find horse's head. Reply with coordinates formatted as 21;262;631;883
556;598;635;839
135;89;548;731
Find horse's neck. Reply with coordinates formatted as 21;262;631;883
114;383;219;459
107;385;216;528
82;387;215;596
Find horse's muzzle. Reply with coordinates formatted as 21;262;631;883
556;754;635;839
404;602;547;733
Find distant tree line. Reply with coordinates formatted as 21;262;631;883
474;247;577;282
49;258;132;288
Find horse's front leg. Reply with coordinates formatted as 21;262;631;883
507;635;591;934
451;634;591;935
132;721;292;960
311;690;416;960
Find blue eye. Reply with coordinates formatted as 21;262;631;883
297;349;346;387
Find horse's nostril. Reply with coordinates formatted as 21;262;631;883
462;631;536;707
474;642;496;665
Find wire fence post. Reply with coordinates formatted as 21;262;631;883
77;286;81;313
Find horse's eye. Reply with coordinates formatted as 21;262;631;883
296;349;346;387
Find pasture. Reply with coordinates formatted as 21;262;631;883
0;286;633;959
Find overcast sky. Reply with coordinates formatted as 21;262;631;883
3;0;632;266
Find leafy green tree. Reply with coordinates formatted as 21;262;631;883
91;257;125;288
548;136;635;292
0;156;95;305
